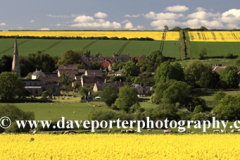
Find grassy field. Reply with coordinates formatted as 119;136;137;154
162;41;181;59
190;42;240;58
0;38;181;58
8;101;158;120
175;58;235;68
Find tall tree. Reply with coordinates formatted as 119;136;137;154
57;50;81;64
0;72;25;100
122;61;139;77
184;60;215;88
154;61;184;84
219;66;239;88
113;85;139;112
164;25;169;31
101;86;118;106
148;50;164;72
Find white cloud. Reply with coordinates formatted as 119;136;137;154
125;22;133;29
40;28;50;30
143;11;184;20
71;14;121;29
56;23;61;26
132;14;141;18
71;21;121;29
73;15;95;23
136;25;145;30
165;5;189;12
121;19;129;23
94;12;108;18
18;27;23;29
196;7;206;12
0;23;6;26
187;11;220;20
226;23;239;29
124;14;140;18
151;20;183;29
221;9;240;23
30;20;35;23
183;19;223;29
47;14;79;18
96;19;105;23
47;14;69;18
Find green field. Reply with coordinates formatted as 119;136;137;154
162;41;181;59
0;38;181;58
175;58;235;68
9;101;158;120
190;42;240;58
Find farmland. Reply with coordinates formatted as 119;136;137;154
0;31;180;41
0;38;181;58
188;31;240;42
1;134;240;159
189;42;240;58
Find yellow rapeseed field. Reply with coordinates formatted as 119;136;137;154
0;134;239;159
189;31;240;42
0;31;179;41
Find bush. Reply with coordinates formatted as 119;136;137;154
88;110;117;122
0;104;35;133
193;105;203;113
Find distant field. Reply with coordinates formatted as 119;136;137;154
190;42;240;58
0;38;181;57
0;31;180;41
188;31;240;42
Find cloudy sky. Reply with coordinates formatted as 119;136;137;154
0;0;239;30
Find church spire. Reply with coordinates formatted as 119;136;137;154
11;37;21;77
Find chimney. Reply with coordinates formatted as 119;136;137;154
104;79;106;83
94;72;96;76
120;79;122;82
36;68;37;71
40;69;42;72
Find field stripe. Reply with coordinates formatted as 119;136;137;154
116;41;130;55
83;40;97;50
0;39;29;55
41;41;62;53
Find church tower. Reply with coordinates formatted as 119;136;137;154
11;38;21;77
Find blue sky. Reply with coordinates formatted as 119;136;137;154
0;0;239;30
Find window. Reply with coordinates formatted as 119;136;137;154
35;90;38;95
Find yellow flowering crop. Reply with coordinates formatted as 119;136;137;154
0;31;179;41
0;134;239;159
189;31;240;42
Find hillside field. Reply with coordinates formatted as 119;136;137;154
189;42;240;58
0;38;181;58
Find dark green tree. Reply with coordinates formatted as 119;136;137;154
113;85;139;112
213;95;240;120
0;72;25;100
91;62;103;70
57;50;81;64
101;86;118;106
122;61;139;77
59;72;71;86
184;60;216;88
41;91;48;100
154;61;184;84
219;66;239;88
199;48;207;59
